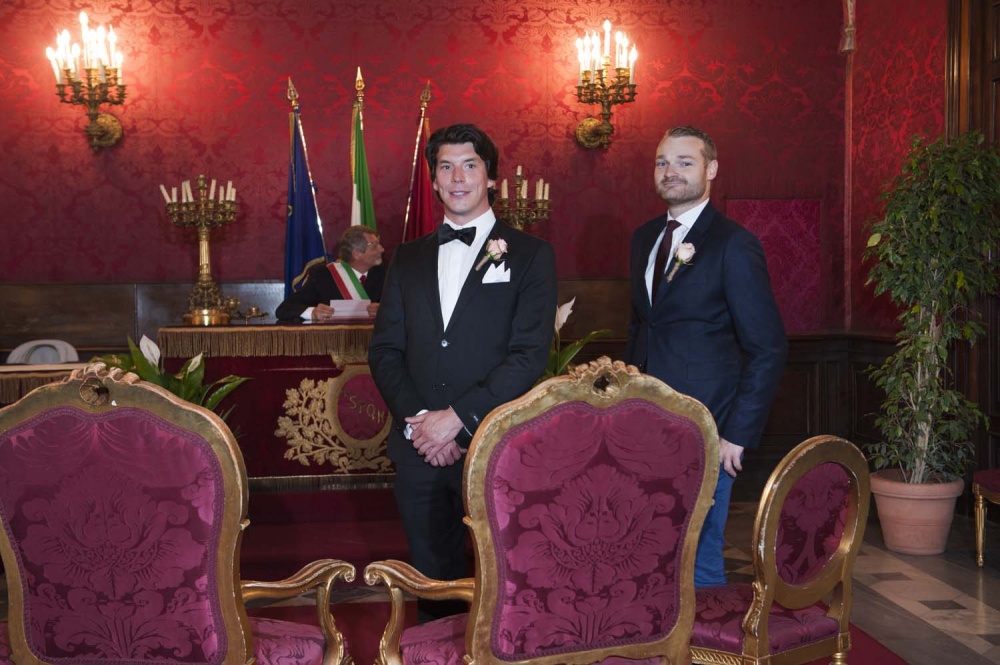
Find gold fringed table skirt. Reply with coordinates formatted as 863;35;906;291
157;324;373;361
0;363;88;405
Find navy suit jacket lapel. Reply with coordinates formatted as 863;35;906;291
654;203;715;306
445;222;507;334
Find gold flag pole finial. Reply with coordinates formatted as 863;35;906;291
287;77;299;110
355;67;365;111
419;80;431;111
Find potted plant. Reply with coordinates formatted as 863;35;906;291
864;131;1000;554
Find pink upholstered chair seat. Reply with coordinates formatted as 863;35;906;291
692;585;838;655
0;618;329;665
398;614;662;665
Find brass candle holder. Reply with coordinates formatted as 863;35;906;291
492;166;551;230
574;21;637;149
163;175;238;326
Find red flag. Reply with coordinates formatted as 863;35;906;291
404;116;437;242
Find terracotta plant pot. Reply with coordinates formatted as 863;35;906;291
871;469;965;555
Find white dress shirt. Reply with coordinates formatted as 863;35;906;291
644;198;710;303
438;210;495;328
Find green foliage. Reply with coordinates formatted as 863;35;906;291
541;327;612;381
865;132;1000;483
94;336;249;421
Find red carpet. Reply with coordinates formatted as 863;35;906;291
249;603;905;665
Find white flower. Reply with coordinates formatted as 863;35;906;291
139;335;161;367
188;352;203;372
675;242;696;264
555;297;575;333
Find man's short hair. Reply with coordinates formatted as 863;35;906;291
426;124;499;203
664;126;718;162
339;225;377;262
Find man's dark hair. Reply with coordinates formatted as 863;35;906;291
339;225;378;263
665;125;718;162
426;123;499;203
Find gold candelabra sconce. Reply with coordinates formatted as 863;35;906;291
492;165;551;230
162;175;238;326
45;12;126;152
574;20;637;149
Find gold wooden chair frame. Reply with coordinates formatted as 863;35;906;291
0;363;355;665
973;471;1000;566
366;357;720;665
691;435;870;665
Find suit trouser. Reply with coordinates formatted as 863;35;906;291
393;459;469;622
695;464;735;587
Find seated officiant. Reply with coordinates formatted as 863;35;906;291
276;225;386;322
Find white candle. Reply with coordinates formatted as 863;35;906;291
544;183;550;200
516;165;522;177
501;179;508;199
226;181;233;201
159;184;171;204
535;179;542;200
603;20;611;57
171;186;177;203
218;188;225;203
629;45;637;84
208;179;216;201
520;179;528;199
46;48;61;82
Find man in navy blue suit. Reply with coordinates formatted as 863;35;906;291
626;126;787;587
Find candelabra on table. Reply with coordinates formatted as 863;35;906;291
492;165;551;230
162;175;238;326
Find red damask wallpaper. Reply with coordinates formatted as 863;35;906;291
0;1;942;335
849;0;947;332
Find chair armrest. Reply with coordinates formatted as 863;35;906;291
364;560;475;665
364;559;474;603
242;559;356;665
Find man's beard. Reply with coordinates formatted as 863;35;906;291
657;178;705;206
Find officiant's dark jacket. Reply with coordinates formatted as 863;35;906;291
275;262;385;321
625;202;787;449
369;220;557;463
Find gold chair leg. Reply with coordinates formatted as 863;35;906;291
974;483;986;567
831;652;848;665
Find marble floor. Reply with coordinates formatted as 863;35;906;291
0;503;998;664
723;502;1000;664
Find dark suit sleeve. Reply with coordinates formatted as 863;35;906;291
449;241;557;443
721;231;787;448
368;251;428;426
275;265;333;321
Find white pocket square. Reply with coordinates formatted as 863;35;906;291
482;261;511;284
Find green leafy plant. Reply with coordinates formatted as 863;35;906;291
541;298;611;380
865;132;1000;483
94;336;249;420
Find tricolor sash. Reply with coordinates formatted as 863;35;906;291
327;261;369;300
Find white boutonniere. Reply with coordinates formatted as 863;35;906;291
476;238;508;271
666;242;695;283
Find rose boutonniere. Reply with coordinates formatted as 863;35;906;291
666;242;695;283
476;238;508;271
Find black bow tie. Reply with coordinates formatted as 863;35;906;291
438;225;476;246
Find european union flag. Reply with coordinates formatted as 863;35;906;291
285;103;327;299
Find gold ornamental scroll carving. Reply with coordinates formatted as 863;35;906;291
276;364;392;474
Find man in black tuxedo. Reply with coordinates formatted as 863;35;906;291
275;225;385;322
369;124;556;620
626;126;787;587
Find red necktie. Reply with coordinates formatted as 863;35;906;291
360;274;367;286
652;219;681;301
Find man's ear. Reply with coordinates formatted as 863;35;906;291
706;160;719;182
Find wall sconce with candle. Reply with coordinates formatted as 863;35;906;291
574;20;637;149
45;12;126;152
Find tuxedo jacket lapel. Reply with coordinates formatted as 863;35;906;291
445;223;506;335
417;234;446;333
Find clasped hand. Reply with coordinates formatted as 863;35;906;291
406;407;464;467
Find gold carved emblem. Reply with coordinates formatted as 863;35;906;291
276;365;392;473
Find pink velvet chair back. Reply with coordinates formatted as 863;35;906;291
0;365;251;665
463;359;719;665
